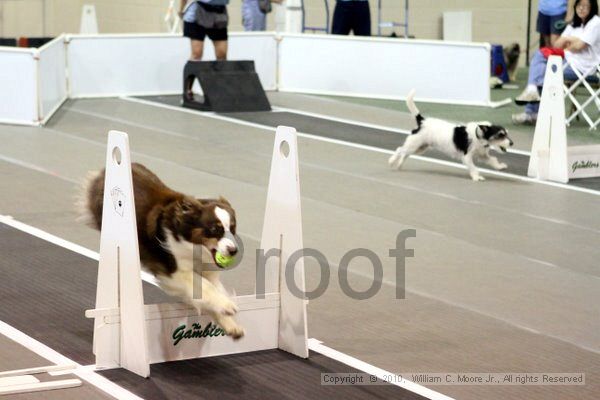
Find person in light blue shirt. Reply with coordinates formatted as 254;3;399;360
537;0;569;46
242;0;282;31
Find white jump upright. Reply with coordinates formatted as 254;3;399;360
86;127;308;378
528;56;600;183
80;5;99;34
260;126;309;358
92;131;150;377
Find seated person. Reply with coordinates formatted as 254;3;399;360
513;0;600;125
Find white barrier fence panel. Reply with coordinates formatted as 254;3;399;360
0;48;37;125
67;33;277;98
1;32;501;126
67;34;190;98
38;36;68;124
278;34;493;106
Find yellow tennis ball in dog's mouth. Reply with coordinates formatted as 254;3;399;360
215;252;235;268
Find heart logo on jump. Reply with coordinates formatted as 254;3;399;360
110;187;125;217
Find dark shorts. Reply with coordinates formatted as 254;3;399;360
183;21;228;42
536;11;567;35
332;1;371;36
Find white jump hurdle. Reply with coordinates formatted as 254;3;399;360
0;365;80;396
528;55;600;183
86;126;308;378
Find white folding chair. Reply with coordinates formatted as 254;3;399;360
563;58;600;130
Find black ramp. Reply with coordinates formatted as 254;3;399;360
183;61;271;113
0;223;428;399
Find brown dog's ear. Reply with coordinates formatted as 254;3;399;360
146;205;163;238
179;197;199;214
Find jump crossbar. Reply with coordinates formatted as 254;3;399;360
85;293;280;322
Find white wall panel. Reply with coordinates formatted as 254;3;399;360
278;34;492;106
38;36;68;123
67;33;277;98
0;49;37;125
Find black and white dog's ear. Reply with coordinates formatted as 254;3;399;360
476;124;489;138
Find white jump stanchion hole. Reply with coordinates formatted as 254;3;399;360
79;5;99;34
86;126;308;378
528;56;600;183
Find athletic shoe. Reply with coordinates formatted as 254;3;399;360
512;112;538;125
514;89;541;105
490;76;504;89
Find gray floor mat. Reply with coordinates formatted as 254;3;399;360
136;95;600;191
0;222;428;399
0;223;169;365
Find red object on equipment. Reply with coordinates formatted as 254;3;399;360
540;47;565;59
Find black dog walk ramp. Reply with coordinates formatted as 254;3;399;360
0;222;432;400
182;60;271;113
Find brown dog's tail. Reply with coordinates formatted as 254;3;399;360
75;169;105;230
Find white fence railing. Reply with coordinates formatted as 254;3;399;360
67;32;278;98
0;48;37;125
0;36;67;126
1;32;495;126
278;34;492;106
38;36;68;124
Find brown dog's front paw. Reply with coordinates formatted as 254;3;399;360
227;325;245;340
220;298;239;316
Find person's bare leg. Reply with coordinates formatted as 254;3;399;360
214;40;228;60
541;33;551;48
190;39;204;60
549;33;560;47
186;39;204;97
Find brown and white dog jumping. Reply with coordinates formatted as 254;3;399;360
82;163;244;339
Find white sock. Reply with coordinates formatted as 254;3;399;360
526;84;538;93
